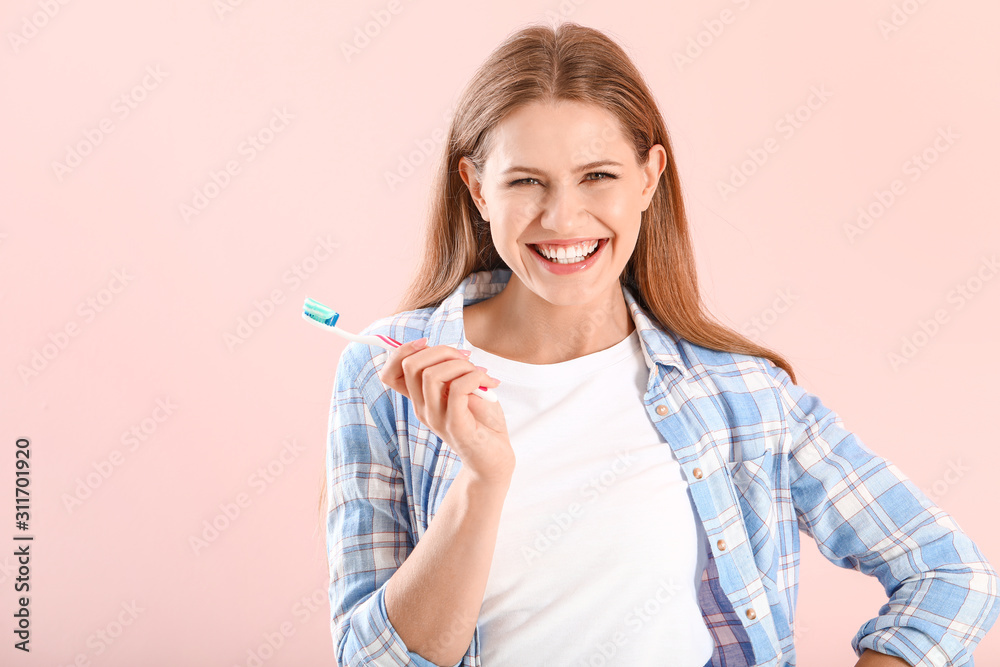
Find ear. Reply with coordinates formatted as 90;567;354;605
459;156;490;222
639;144;667;210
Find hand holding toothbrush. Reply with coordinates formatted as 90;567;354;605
377;336;515;484
303;297;515;483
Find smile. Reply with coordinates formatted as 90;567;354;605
529;239;606;263
527;238;609;274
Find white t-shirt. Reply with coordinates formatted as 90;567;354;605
469;328;714;666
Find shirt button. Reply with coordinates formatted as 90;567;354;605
745;608;756;620
716;539;727;551
692;467;703;479
656;404;669;415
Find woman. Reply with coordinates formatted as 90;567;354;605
322;22;998;667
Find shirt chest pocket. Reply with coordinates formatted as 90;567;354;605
726;451;779;578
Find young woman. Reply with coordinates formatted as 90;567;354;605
322;22;999;667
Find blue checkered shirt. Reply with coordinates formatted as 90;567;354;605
326;268;998;666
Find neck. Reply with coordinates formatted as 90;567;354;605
464;274;635;364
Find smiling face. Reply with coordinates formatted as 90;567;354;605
459;99;665;308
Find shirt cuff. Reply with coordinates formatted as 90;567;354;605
854;622;970;667
346;582;464;667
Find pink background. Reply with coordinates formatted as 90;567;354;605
2;1;998;665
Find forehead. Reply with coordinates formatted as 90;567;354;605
487;100;630;167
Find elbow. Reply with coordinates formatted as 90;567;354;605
977;558;1000;631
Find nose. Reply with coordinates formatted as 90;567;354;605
538;182;587;234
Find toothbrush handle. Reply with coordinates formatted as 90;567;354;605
302;311;496;402
372;335;498;404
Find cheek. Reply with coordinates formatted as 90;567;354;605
590;189;633;218
509;194;544;221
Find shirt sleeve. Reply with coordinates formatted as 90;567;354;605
326;341;463;667
762;360;1000;667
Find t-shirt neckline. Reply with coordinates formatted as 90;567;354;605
464;329;641;386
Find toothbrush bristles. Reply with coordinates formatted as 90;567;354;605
303;297;340;327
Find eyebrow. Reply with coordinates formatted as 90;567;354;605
501;159;624;176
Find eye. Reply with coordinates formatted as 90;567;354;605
508;172;620;187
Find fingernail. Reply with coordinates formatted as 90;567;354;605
459;349;473;356
412;337;428;348
475;365;488;372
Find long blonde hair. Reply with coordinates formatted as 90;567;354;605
318;21;797;525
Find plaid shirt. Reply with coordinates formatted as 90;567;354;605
326;268;999;667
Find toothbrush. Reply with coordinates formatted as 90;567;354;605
302;297;498;403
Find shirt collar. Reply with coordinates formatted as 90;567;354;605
424;268;687;380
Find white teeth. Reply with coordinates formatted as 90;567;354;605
535;240;600;262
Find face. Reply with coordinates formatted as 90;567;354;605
459;99;666;307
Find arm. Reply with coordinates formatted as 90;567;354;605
762;361;1000;666
327;341;511;667
327;342;444;666
855;649;912;666
385;464;510;666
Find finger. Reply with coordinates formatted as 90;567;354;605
444;367;482;437
400;346;474;418
448;366;498;414
420;358;477;420
378;338;427;393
